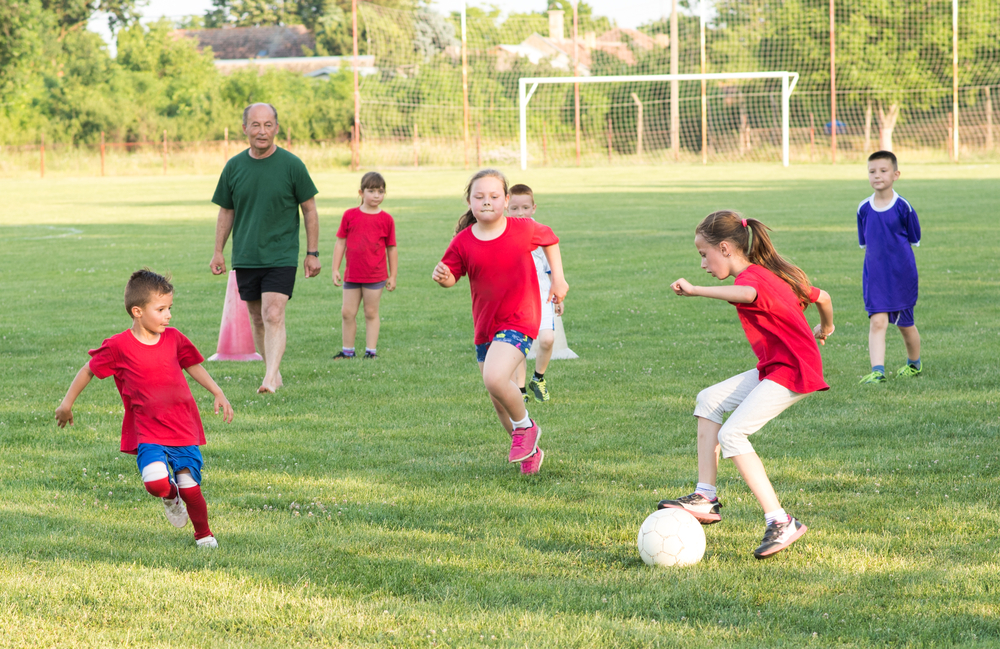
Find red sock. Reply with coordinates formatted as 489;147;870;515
179;485;213;540
144;477;177;500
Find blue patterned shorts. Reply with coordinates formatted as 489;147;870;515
475;330;533;363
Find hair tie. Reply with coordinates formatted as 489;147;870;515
741;218;748;228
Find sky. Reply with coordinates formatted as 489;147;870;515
89;0;674;54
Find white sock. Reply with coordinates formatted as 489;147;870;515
764;508;788;526
695;483;717;501
510;413;531;429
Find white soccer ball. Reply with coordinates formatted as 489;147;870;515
637;508;706;567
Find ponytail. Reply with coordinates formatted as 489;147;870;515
696;210;812;306
455;168;509;235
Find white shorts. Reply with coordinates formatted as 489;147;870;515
693;369;807;458
538;299;555;332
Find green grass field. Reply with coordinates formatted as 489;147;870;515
1;164;999;648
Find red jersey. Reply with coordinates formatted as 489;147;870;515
733;265;829;394
336;207;397;283
441;217;559;344
88;327;207;454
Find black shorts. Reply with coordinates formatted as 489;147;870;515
234;266;296;301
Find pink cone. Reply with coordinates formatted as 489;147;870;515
207;270;263;362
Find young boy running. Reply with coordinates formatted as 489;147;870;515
507;184;563;403
55;269;233;548
857;151;923;384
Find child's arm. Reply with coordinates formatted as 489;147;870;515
386;245;398;291
55;364;95;428
672;278;757;303
812;289;836;345
185;364;234;423
331;237;347;286
432;261;457;287
541;243;568;304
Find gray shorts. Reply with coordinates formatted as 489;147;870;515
343;280;387;290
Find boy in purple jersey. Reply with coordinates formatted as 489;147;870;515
857;151;922;384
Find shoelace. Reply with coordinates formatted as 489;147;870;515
762;520;789;542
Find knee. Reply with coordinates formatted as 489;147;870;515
363;304;379;321
869;314;889;333
341;305;357;320
263;305;285;326
716;427;745;459
694;389;725;424
538;332;554;351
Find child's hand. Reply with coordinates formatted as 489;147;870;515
55;403;74;428
548;277;568;305
813;323;835;345
214;395;234;423
554;301;564;316
432;262;454;285
332;268;343;286
671;278;696;296
386;277;396;291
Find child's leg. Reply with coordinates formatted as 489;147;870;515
899;324;921;362
534;329;555;375
480;343;530;427
141;461;177;499
360;286;383;351
175;469;213;540
341;288;362;350
691;370;761;489
867;313;889;369
696;417;723;487
514;357;527;392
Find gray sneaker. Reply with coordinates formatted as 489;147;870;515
753;516;807;559
162;492;189;528
657;492;722;524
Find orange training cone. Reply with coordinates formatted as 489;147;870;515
207;270;263;361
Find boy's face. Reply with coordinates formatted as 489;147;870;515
507;193;536;218
868;158;900;191
132;292;173;334
360;187;385;210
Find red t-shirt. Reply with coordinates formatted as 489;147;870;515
733;265;829;394
336;207;397;283
88;327;207;454
441;217;559;344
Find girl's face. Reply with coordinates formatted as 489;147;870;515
360;187;385;210
468;177;508;224
694;233;736;280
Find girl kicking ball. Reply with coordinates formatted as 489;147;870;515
659;210;834;559
432;169;568;475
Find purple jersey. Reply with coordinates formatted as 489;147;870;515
857;191;921;313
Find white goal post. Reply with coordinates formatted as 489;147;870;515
518;71;800;169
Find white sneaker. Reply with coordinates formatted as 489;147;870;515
196;535;218;549
162;493;188;528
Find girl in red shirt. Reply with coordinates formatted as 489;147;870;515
659;210;835;559
433;169;568;475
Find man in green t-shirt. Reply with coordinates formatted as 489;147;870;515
210;103;320;394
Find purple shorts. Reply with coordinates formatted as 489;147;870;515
868;308;915;328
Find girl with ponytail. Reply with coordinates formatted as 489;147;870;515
659;210;835;559
433;169;568;476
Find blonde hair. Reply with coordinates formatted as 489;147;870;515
455;168;509;234
696;210;812;305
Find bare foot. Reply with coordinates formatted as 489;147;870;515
257;384;275;394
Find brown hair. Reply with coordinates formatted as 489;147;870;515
455;168;509;234
124;268;173;317
868;149;898;170
508;183;534;203
695;210;812;306
359;171;386;192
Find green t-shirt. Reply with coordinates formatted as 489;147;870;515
212;148;318;268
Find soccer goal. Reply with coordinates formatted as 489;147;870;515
518;71;800;169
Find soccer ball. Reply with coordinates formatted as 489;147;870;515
637;508;706;567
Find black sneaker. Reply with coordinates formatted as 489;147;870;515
753;516;807;559
332;351;355;360
363;351;377;359
657;492;722;525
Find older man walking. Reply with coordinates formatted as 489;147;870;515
210;103;320;393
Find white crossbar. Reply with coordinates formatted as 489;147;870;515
518;72;800;169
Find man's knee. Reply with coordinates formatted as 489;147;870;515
263;304;286;326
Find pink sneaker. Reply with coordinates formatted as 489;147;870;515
520;447;544;475
508;420;540;463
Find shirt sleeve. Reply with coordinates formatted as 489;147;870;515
211;162;234;210
173;330;206;369
441;236;467;279
385;214;397;247
857;206;866;249
292;159;319;204
903;203;921;247
87;338;120;380
808;286;822;304
336;211;351;239
732;271;761;306
530;222;559;248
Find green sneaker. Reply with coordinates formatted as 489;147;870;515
859;370;887;385
528;376;550;402
896;363;922;378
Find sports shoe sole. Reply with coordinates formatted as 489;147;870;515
754;523;807;559
657;501;722;525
